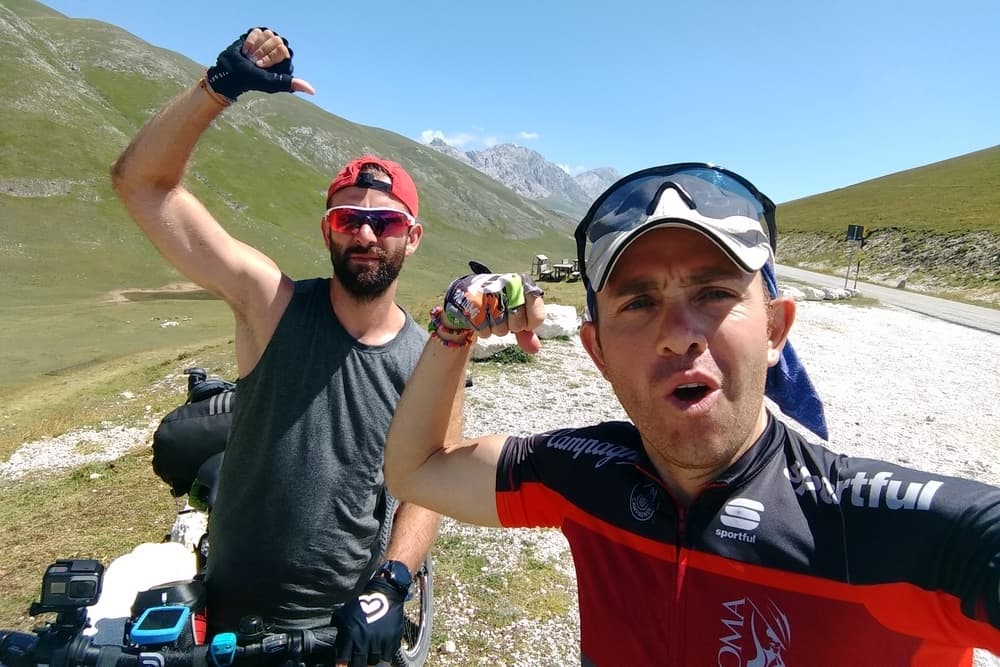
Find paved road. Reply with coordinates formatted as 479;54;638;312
775;265;1000;335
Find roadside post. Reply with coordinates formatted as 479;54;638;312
844;224;867;288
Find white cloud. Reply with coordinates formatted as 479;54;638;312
419;129;477;147
557;163;589;176
418;128;531;151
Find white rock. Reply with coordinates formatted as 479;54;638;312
470;304;580;360
471;334;518;360
822;287;853;300
800;286;827;300
536;304;580;338
779;285;806;301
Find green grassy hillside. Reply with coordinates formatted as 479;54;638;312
779;145;1000;234
776;146;1000;302
0;0;580;394
1;0;997;399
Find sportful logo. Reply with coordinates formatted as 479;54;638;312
629;483;659;522
716;498;763;544
544;430;642;469
784;465;943;510
718;597;791;667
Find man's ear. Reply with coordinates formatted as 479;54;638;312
580;320;610;380
405;223;423;256
767;296;796;367
321;221;331;250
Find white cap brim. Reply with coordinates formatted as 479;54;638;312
586;187;774;292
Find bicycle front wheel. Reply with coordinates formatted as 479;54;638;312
392;553;433;667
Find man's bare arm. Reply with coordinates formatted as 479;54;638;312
110;83;291;374
386;273;545;526
381;502;441;574
110;30;315;374
110;83;285;305
386;341;506;527
382;374;467;566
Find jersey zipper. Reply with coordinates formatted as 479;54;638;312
674;502;689;667
673;483;724;666
635;464;710;666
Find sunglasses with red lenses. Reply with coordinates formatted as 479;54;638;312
323;206;415;238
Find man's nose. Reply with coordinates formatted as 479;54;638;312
353;222;379;243
656;307;707;357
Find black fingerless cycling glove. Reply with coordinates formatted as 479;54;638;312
331;578;406;667
205;27;294;102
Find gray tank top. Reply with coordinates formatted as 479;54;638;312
205;278;426;630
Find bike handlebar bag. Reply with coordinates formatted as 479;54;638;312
152;378;235;497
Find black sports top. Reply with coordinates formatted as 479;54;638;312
496;414;1000;666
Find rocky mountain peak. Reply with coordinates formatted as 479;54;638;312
427;140;620;217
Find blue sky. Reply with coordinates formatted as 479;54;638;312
40;0;999;204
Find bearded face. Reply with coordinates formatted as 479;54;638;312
329;240;406;302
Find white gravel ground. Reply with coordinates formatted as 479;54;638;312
3;299;998;665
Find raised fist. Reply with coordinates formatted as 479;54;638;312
205;27;314;102
442;271;545;347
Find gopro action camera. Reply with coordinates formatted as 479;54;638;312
32;559;104;614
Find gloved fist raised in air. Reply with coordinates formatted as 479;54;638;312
205;27;315;102
441;263;546;353
331;573;407;667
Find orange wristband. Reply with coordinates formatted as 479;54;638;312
198;77;231;107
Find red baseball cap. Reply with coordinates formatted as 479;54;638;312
326;155;419;217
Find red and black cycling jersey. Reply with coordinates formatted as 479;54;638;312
495;414;1000;666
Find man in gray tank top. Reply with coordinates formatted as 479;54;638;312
111;26;454;666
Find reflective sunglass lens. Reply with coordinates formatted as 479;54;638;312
325;208;412;237
589;170;769;242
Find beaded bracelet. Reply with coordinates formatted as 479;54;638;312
430;329;473;349
428;306;475;349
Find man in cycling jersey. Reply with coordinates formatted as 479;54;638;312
384;163;1000;665
111;26;454;667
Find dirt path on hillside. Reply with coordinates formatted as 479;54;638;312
104;282;210;303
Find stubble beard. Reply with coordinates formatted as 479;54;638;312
610;354;769;479
330;243;405;303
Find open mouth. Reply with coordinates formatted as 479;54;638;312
673;383;711;403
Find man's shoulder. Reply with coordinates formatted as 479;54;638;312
771;414;1000;510
505;421;645;467
530;420;642;443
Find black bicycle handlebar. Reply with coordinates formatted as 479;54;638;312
1;626;340;667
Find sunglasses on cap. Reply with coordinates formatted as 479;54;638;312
575;163;777;294
323;206;415;238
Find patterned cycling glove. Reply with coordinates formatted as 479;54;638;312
442;272;543;334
